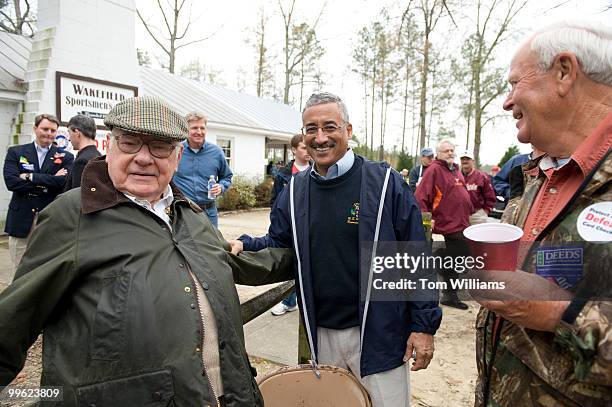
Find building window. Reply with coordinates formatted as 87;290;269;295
217;137;232;168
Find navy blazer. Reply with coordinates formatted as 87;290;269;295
3;142;74;237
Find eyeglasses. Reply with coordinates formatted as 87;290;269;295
301;123;346;136
114;134;178;158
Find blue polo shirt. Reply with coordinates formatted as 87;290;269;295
173;140;233;205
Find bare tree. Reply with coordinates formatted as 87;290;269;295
278;0;325;105
402;0;449;152
0;0;35;36
397;12;419;152
374;15;400;160
247;7;274;97
180;59;225;85
137;0;215;74
293;23;325;110
352;26;375;157
463;0;528;166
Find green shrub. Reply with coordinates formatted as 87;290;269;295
217;187;240;211
254;177;274;207
218;175;256;211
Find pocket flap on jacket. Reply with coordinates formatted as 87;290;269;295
76;369;174;406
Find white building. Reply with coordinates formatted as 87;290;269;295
0;0;300;227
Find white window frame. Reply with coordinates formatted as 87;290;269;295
217;136;233;169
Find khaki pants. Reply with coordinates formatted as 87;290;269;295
317;326;410;407
8;215;37;279
469;208;488;225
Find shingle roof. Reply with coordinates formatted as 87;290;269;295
140;67;301;135
0;31;31;93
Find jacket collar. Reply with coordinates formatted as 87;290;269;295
80;157;199;214
433;158;458;172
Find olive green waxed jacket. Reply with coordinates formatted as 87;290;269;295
0;158;293;406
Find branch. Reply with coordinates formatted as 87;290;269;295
482;86;505;110
310;0;327;30
176;19;190;40
136;9;170;56
442;0;457;28
157;0;173;35
481;113;506;128
398;0;415;39
174;31;217;50
22;0;32;30
479;0;499;38
483;0;528;64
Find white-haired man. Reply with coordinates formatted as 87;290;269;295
415;140;474;310
474;21;612;406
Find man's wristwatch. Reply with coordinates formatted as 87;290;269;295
25;173;31;181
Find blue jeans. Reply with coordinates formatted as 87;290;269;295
282;290;297;307
204;205;218;228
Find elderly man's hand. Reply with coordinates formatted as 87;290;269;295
228;239;244;255
55;168;68;176
469;269;573;332
479;300;570;332
404;332;434;371
210;184;222;197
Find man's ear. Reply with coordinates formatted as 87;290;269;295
175;143;184;168
552;52;579;96
345;122;353;139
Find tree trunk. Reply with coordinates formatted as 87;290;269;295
370;65;377;158
465;67;474;150
401;59;410;152
363;72;369;157
418;30;430;152
169;43;176;73
256;16;266;97
379;56;386;161
283;18;291;104
298;59;305;111
473;57;482;167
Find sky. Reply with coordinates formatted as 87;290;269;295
134;0;611;165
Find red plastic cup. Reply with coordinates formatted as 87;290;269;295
463;223;524;271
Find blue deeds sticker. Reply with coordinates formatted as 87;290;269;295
576;202;612;242
536;246;583;290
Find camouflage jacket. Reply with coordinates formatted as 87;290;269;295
475;150;612;406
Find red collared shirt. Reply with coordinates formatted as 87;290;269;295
522;113;612;241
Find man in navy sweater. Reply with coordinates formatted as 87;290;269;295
173;111;232;227
232;93;441;406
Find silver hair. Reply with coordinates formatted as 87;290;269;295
436;139;455;152
303;92;350;122
530;20;612;86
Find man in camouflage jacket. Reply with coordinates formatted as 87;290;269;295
474;21;612;406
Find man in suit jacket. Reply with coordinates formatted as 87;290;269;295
3;113;74;276
63;114;101;191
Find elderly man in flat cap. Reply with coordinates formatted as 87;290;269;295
0;96;292;407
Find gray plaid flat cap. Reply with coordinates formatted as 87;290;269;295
104;96;188;141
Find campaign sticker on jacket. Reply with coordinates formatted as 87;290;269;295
535;246;583;290
576;202;612;242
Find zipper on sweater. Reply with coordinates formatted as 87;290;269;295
186;265;220;407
